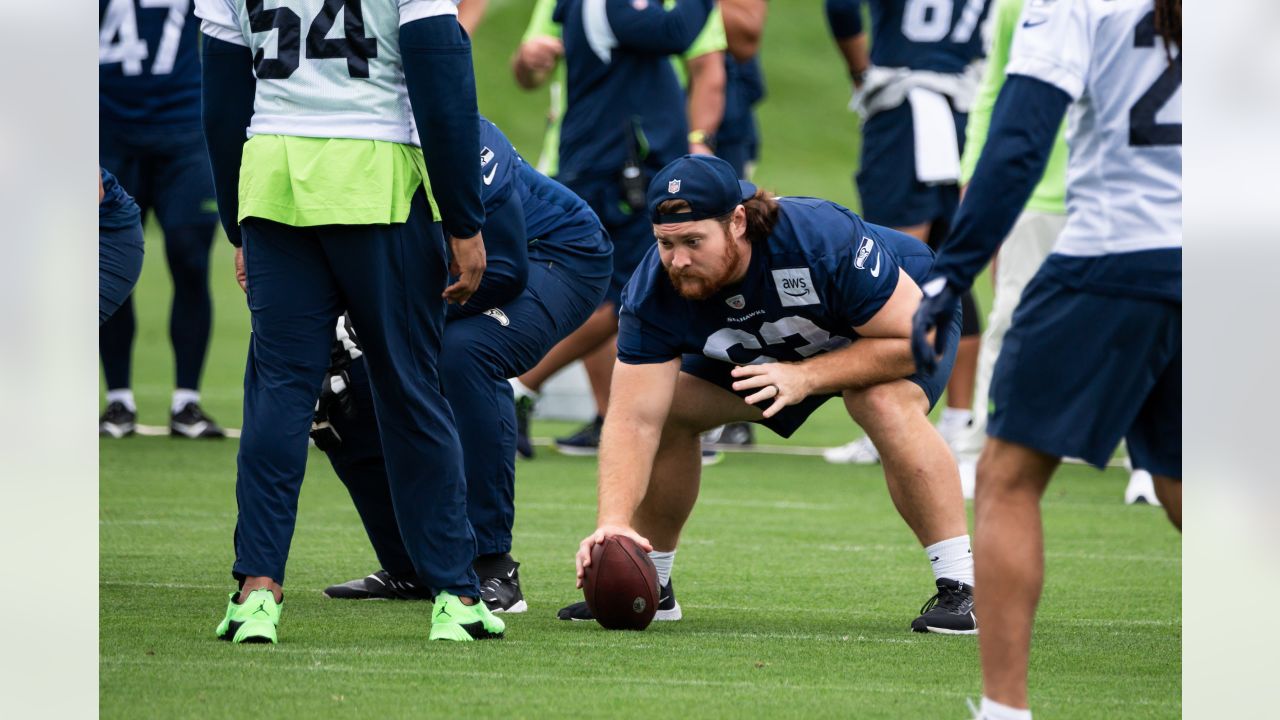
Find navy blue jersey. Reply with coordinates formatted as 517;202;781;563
553;0;715;184
99;0;201;128
100;168;142;230
618;198;934;365
479;117;612;271
827;0;991;74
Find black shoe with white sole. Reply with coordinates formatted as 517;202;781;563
479;565;527;614
910;578;978;635
323;570;433;600
170;402;226;439
99;401;137;438
557;579;682;621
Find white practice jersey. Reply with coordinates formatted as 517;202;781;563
194;0;458;145
1008;0;1182;256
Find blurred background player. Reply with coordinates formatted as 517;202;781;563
99;168;145;328
822;0;993;465
506;0;722;458
566;155;979;635
197;0;503;643
947;0;1066;498
717;0;768;181
99;0;225;439
911;0;1181;715
319;117;612;613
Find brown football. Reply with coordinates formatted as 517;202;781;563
583;535;659;630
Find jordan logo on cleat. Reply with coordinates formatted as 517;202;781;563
253;600;269;616
436;604;452;619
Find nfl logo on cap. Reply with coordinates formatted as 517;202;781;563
668;179;681;194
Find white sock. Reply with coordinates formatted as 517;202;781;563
941;407;974;426
925;535;974;586
172;388;200;414
106;389;136;413
649;550;675;587
979;697;1031;720
509;378;539;401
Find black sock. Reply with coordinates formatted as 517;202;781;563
473;552;518;579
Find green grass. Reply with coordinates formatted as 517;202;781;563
101;2;1178;717
101;440;1180;718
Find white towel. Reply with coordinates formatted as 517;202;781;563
907;87;962;185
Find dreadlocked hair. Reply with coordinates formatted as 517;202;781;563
1154;0;1181;61
656;189;781;245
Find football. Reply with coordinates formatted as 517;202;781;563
583;535;660;630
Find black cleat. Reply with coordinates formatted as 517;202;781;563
557;579;683;621
515;394;536;459
322;570;433;600
170;402;226;439
911;578;978;635
99;401;137;438
554;416;604;456
479;564;527;613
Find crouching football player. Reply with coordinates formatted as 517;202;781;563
568;154;976;633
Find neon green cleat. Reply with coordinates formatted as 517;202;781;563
216;588;281;644
428;591;506;641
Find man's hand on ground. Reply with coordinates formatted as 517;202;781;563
731;362;813;418
575;525;652;589
444;232;486;305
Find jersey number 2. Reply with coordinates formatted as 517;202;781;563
1129;11;1181;147
247;0;378;80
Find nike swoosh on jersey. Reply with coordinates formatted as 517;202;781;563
1022;19;1048;28
870;253;881;278
483;164;499;186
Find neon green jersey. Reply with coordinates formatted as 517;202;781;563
238;135;436;228
959;0;1067;215
523;0;726;177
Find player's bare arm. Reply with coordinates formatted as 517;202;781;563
574;358;679;585
685;51;726;155
731;268;921;416
721;0;768;63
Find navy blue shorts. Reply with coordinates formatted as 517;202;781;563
987;262;1182;477
857;102;964;229
99;124;217;229
681;305;963;438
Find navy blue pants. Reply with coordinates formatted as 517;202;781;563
234;189;478;597
99;125;218;391
324;245;610;572
99;222;145;326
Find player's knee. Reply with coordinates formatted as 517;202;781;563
845;381;918;433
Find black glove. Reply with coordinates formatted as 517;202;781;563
911;277;961;375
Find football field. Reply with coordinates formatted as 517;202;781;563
100;3;1180;717
100;237;1181;718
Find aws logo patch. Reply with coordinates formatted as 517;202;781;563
771;268;820;307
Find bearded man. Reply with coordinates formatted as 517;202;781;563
562;154;978;634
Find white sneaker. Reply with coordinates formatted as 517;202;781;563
1124;468;1161;506
934;415;973;454
823;436;881;464
958;458;977;500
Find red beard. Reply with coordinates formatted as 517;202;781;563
667;238;742;301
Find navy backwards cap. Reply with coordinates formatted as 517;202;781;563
648;154;757;225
